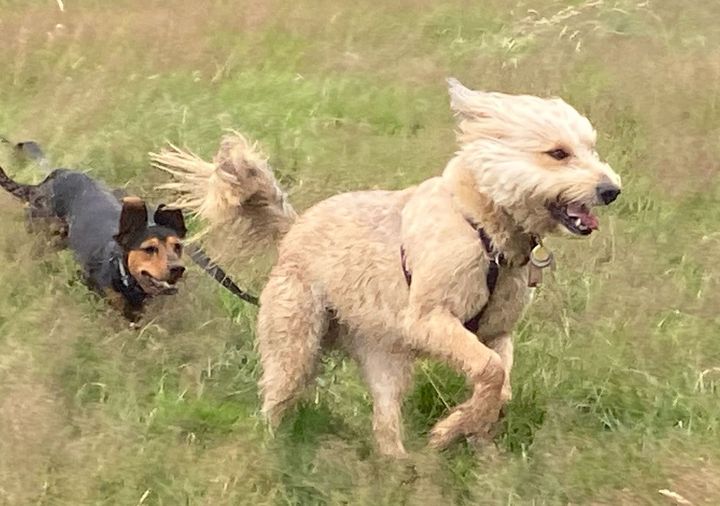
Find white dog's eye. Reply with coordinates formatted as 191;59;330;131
546;148;571;160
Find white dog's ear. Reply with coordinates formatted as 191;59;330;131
447;77;489;118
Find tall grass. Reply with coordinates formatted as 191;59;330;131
0;0;719;504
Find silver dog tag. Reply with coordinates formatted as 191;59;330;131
528;244;554;287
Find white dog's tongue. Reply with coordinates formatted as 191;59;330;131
567;203;599;230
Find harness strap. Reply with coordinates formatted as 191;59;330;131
400;225;503;333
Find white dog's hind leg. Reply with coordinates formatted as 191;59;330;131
407;309;505;449
351;344;414;457
257;266;327;427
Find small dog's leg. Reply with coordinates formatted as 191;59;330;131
257;269;327;427
487;334;513;404
407;309;505;449
352;345;413;457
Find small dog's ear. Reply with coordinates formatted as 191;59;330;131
115;196;148;248
447;77;490;119
154;204;187;238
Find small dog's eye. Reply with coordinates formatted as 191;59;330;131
174;244;183;256
546;148;570;160
143;246;158;255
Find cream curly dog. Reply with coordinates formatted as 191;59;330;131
153;78;622;456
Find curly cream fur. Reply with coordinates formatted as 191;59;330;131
151;131;296;264
155;79;621;456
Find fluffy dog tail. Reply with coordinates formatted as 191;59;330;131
151;132;297;263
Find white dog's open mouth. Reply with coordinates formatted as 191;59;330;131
548;202;599;236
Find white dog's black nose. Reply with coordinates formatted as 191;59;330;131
597;183;621;205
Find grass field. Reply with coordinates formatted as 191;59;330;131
1;0;719;504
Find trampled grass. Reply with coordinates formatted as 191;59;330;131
1;0;719;504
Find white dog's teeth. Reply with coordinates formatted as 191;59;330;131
575;218;582;227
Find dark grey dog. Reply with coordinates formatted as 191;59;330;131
0;141;187;320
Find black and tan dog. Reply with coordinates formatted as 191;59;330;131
0;141;187;320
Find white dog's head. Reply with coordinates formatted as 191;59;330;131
446;78;622;237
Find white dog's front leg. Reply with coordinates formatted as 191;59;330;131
487;333;513;403
405;308;505;449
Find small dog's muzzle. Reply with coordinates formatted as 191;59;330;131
168;264;186;283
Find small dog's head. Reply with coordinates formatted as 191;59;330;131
114;197;187;296
447;78;622;237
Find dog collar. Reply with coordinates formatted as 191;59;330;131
110;252;148;306
471;222;553;288
115;254;131;289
